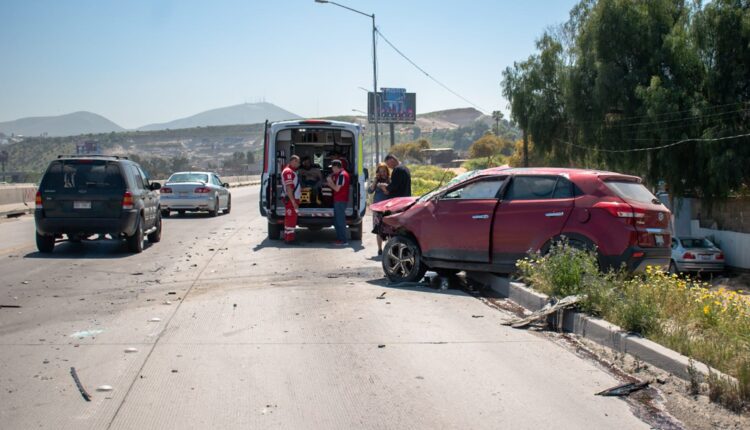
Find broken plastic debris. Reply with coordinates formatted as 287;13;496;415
96;385;113;392
163;301;172;305
148;317;161;322
376;292;386;300
70;329;104;338
124;348;138;353
596;381;649;397
378;344;386;348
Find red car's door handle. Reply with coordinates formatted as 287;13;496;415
471;214;490;220
545;211;565;217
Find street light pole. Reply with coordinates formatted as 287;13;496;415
315;0;380;163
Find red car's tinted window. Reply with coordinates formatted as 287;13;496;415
505;176;574;200
605;181;657;204
443;178;505;200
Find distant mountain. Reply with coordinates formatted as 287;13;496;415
0;111;125;137
138;102;301;131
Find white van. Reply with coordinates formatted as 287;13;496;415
259;119;368;240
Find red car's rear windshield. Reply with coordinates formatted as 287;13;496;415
605;180;658;204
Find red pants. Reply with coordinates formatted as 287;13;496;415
284;198;299;242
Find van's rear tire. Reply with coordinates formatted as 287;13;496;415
36;232;55;253
268;222;282;240
383;236;427;283
350;225;362;241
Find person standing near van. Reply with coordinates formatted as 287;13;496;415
326;159;350;246
282;155;301;244
368;163;391;255
379;154;411;197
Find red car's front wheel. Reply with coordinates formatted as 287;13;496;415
383;236;427;283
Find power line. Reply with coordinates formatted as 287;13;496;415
557;132;750;153
569;101;750;127
375;28;489;114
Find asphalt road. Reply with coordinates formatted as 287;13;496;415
0;186;650;429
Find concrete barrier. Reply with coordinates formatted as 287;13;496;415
0;176;260;217
466;272;733;382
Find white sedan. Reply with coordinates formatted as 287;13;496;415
670;237;725;274
160;172;231;217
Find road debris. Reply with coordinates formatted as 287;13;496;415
70;329;104;338
376;292;386;299
131;272;144;276
503;295;583;329
22;281;29;285
471;315;484;318
163;301;172;305
149;317;161;322
378;344;386;348
96;385;113;392
70;367;91;402
0;305;22;309
595;381;650;397
167;291;176;295
124;347;138;353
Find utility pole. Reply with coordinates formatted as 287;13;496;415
389;123;395;149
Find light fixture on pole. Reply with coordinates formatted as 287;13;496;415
315;0;380;163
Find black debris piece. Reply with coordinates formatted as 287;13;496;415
596;381;650;397
70;367;91;402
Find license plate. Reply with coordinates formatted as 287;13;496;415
654;235;664;246
700;254;711;260
73;201;91;209
179;192;188;196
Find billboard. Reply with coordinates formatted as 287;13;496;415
368;88;416;124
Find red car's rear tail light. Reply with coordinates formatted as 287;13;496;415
161;187;172;194
683;252;696;260
35;191;43;209
122;191;134;210
194;187;211;193
593;201;643;223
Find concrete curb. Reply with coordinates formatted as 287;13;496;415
467;272;726;382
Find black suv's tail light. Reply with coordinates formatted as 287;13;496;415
122;191;134;210
35;191;43;209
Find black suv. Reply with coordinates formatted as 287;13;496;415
34;155;162;253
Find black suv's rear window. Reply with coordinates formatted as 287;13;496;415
40;160;125;192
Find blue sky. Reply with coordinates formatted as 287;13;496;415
0;0;578;129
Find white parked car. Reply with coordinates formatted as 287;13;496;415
160;172;231;217
669;237;725;274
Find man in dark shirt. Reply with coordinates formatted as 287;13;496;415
379;154;411;198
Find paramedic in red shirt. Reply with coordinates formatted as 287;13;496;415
326;159;350;246
282;155;301;244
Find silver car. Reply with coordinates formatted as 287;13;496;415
160;172;231;217
670;237;725;274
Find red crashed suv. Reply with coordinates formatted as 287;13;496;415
370;167;671;282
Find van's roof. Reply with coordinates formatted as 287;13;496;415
271;119;361;129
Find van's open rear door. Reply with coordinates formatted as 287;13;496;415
260;120;270;216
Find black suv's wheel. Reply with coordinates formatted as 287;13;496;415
223;196;231;214
148;211;162;243
383;236;427;283
268;222;282;240
36;232;55;253
127;216;144;253
210;196;220;217
178;210;185;216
